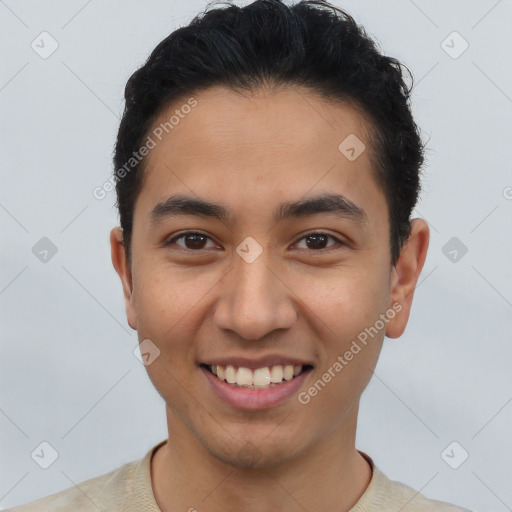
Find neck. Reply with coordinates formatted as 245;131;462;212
151;405;372;512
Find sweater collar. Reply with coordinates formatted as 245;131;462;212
133;441;387;512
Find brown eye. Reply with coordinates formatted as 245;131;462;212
165;232;217;250
294;233;342;251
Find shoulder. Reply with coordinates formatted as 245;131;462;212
376;471;472;511
354;452;472;512
4;458;142;512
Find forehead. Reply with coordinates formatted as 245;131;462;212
136;85;385;224
146;85;371;164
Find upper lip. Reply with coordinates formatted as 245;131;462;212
200;355;314;369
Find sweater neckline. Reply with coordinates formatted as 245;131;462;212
135;440;382;511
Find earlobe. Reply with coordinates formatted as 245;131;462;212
110;227;137;330
385;219;429;339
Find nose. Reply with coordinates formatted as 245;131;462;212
213;249;297;341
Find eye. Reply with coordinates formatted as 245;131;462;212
294;232;343;251
164;231;343;252
165;231;219;251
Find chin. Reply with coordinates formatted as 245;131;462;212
202;433;305;470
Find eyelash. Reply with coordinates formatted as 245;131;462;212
164;231;344;252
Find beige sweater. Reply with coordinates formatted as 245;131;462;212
6;441;471;511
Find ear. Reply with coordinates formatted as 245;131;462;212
110;227;137;330
386;219;429;339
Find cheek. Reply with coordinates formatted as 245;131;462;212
131;265;200;345
301;268;388;396
303;269;389;336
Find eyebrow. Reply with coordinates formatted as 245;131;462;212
150;193;367;224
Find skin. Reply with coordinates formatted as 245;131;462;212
111;85;429;511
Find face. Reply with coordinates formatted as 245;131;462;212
111;86;428;469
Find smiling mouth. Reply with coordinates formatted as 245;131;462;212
200;363;313;389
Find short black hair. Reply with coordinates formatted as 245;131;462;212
114;0;425;265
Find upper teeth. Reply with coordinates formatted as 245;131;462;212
210;364;302;387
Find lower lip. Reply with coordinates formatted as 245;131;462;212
201;366;312;410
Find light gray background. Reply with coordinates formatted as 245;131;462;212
1;0;511;510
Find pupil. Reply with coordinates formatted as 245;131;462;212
306;234;327;249
183;234;328;250
186;234;206;249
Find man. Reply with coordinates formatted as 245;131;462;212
9;0;471;510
